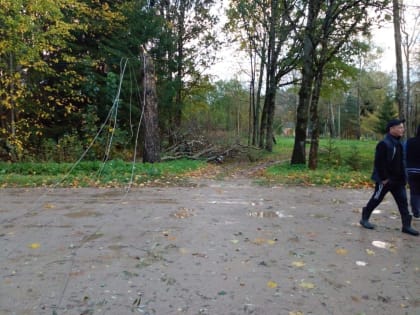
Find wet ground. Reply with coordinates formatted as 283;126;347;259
0;179;419;315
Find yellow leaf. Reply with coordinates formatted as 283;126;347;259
292;261;306;268
289;312;304;315
267;280;278;289
43;203;55;209
335;248;348;255
299;281;315;289
179;248;189;255
253;238;266;245
29;243;40;249
267;240;276;245
366;249;375;255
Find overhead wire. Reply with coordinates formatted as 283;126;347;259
53;54;147;312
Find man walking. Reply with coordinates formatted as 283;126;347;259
359;119;419;236
406;124;420;220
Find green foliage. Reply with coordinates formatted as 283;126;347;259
374;94;398;134
318;138;341;167
344;144;363;171
263;138;375;188
0;159;206;187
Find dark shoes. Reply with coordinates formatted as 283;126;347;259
402;226;419;236
402;215;419;236
359;219;375;229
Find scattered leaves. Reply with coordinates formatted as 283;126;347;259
171;207;194;219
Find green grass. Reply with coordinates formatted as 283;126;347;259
259;137;376;188
0;159;206;188
0;138;378;188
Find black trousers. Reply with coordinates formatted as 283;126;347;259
364;181;410;224
408;173;420;217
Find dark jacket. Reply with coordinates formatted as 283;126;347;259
371;133;406;184
406;125;420;174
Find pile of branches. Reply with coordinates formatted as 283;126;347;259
161;136;252;163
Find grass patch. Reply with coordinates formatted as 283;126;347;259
0;159;206;188
260;137;376;188
0;137;378;188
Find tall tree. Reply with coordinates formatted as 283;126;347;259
0;0;86;158
393;0;405;119
401;2;420;136
225;0;268;146
140;46;161;163
152;0;220;145
291;0;320;165
291;0;390;168
227;0;302;151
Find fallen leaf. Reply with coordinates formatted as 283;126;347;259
289;312;304;315
335;248;348;255
29;243;40;249
292;261;306;268
267;280;278;289
231;239;239;244
267;239;276;245
299;281;315;289
366;249;375;255
253;238;266;245
43;203;55;209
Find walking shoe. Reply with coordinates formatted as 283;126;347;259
412;214;420;221
402;226;419;236
359;219;375;229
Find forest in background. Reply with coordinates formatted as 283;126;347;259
0;0;419;168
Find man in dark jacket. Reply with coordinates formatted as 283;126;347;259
359;119;419;236
406;124;420;220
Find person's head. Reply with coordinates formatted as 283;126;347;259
386;119;405;137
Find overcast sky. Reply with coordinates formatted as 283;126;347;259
206;1;419;81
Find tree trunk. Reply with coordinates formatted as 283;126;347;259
308;71;324;170
393;0;405;119
291;2;318;164
254;39;266;146
140;47;161;163
259;0;278;152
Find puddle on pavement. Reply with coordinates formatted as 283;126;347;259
209;200;251;205
64;210;102;218
248;211;286;218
